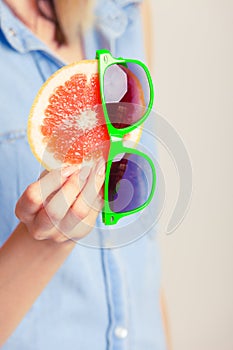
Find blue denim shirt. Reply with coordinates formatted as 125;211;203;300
0;1;166;349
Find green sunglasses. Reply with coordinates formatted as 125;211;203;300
96;49;156;225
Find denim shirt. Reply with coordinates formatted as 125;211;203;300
0;1;166;349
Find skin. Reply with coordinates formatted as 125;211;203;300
0;0;171;347
3;0;84;62
0;161;106;345
0;2;104;344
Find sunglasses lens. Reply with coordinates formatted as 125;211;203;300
103;63;151;128
108;153;153;213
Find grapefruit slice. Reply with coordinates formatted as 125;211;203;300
28;59;143;170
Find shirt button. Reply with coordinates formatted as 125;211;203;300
114;326;128;339
9;28;17;36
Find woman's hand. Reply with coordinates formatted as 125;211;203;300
0;159;105;345
15;159;105;243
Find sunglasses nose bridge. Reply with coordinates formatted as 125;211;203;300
111;135;122;141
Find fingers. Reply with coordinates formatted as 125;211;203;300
43;165;92;225
39;165;80;202
71;159;105;220
56;194;104;243
15;166;79;222
45;160;105;237
24;159;105;242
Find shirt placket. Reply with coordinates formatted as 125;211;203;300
30;50;64;83
101;248;130;350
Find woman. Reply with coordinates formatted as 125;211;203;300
0;0;167;348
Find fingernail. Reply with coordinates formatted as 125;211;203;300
61;165;79;177
79;165;91;181
96;159;106;176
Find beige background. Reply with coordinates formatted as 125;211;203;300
150;0;233;349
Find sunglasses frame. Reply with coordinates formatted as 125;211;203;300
96;49;156;225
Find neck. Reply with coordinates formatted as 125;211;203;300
4;0;40;31
3;0;84;63
4;0;57;50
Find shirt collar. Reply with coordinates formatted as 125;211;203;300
0;0;52;54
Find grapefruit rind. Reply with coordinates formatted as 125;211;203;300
28;59;143;170
28;60;99;170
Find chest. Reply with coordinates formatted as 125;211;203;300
0;47;60;133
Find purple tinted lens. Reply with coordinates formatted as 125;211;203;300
103;63;150;129
108;154;153;213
